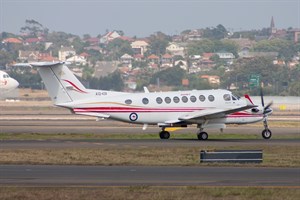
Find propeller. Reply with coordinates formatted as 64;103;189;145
260;86;273;139
260;87;273;115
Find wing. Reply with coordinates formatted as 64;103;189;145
178;104;256;122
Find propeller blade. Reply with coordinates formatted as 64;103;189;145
264;101;273;114
260;87;265;107
265;101;273;110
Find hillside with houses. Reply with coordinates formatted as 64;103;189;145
0;18;299;96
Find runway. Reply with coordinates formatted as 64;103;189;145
0;114;299;187
0;165;299;187
0;118;299;136
0;138;299;149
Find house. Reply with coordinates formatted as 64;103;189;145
100;31;121;44
84;37;100;46
239;51;278;59
161;54;173;67
216;52;235;59
58;46;76;61
18;50;40;62
133;54;144;61
131;40;149;56
23;37;44;45
216;52;235;65
166;42;185;57
38;52;59;62
182;29;202;41
201;75;220;85
2;38;23;44
66;55;87;66
120;54;133;64
148;54;159;63
174;60;188;70
119;36;134;42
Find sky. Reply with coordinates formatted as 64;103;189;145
0;0;299;37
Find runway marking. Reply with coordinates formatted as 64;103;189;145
1;185;299;189
93;143;104;146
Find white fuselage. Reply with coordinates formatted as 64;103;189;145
64;89;264;127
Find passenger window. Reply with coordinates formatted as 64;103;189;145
182;96;188;103
125;99;132;105
165;97;171;104
156;97;163;104
190;95;197;102
173;96;180;103
142;98;149;104
223;94;231;101
208;95;215;102
199;95;205;102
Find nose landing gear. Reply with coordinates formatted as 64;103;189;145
262;118;272;139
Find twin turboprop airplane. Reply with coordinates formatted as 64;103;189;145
31;62;273;140
0;70;19;93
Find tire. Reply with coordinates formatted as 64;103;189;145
159;131;170;139
197;132;208;140
262;129;272;139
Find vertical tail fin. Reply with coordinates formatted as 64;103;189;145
32;62;89;105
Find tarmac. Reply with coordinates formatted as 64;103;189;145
1;165;299;187
0;109;299;187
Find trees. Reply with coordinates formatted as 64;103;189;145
87;71;124;91
253;39;297;62
106;38;134;60
150;66;185;86
223;57;294;95
20;19;48;37
187;39;238;56
0;50;14;66
148;31;171;55
202;24;228;40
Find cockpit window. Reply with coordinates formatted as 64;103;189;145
223;94;231;101
232;95;240;101
3;74;9;78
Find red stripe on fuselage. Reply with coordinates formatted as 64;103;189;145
73;107;263;118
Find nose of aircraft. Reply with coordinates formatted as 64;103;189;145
11;78;19;89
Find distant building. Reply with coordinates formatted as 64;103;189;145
2;38;23;44
66;55;87;66
201;75;220;85
166;42;185;57
100;31;121;44
58;46;76;61
131;40;149;56
120;54;133;64
174;60;188;70
18;50;39;62
148;54;159;63
161;54;173;67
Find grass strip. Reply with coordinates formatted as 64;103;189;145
0;186;299;200
0;145;299;167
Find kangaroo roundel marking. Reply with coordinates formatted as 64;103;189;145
129;112;138;121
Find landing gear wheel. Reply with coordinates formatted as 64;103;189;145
262;129;272;139
159;131;170;139
197;132;208;140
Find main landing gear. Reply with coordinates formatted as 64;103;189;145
159;130;170;139
197;129;208;140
